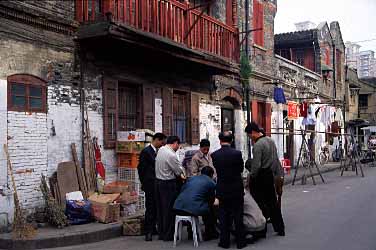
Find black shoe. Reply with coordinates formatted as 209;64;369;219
145;233;152;241
277;231;285;236
237;242;247;249
218;242;230;249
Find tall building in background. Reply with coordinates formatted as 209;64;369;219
358;50;376;78
345;41;361;69
345;41;376;79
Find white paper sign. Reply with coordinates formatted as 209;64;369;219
155;98;163;133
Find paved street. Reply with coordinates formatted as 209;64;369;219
44;166;376;250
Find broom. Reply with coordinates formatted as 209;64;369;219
4;144;36;239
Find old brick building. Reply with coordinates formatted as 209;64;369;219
236;0;346;164
0;0;246;228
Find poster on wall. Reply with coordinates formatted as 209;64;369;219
155;98;163;133
287;101;299;120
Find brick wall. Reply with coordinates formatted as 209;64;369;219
7;112;48;209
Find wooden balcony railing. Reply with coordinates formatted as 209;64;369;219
76;0;239;62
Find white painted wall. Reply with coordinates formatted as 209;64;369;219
7;111;48;209
271;103;284;159
0;79;14;229
234;109;248;160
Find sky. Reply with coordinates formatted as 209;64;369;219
274;0;376;52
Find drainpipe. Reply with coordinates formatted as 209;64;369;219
79;46;85;168
245;0;250;125
332;40;336;99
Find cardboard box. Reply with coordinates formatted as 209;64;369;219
91;202;120;223
88;193;121;223
103;181;130;194
119;191;138;205
117;131;145;142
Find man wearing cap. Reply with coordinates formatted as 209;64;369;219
245;122;285;238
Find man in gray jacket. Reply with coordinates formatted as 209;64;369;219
155;136;186;241
245;122;285;237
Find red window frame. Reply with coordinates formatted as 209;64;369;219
7;74;47;113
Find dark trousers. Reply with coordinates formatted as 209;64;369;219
155;179;178;241
218;196;245;247
143;180;157;234
250;168;285;234
202;204;218;236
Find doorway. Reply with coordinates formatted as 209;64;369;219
221;108;235;147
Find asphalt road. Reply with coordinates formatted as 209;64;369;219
46;166;376;250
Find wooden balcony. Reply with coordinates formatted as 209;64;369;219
75;0;239;63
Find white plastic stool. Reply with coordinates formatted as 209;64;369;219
173;215;202;248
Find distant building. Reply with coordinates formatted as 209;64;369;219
345;41;361;70
358;50;376;78
294;21;316;31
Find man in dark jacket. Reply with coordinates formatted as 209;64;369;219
173;166;217;240
245;122;285;238
212;131;246;249
137;133;166;241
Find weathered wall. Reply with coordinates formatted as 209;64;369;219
1;1;75;22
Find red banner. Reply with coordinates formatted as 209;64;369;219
288;101;299;120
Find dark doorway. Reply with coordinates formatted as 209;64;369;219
221;108;235;148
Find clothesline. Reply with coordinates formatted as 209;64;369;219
266;129;350;136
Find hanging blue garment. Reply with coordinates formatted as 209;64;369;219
274;87;286;104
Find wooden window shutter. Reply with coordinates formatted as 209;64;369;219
190;93;200;145
251;100;258;122
252;0;258;44
162;87;173;136
265;103;271;135
103;79;118;148
143;86;155;130
252;0;264;46
304;48;315;71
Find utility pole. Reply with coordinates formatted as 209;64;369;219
245;0;250;125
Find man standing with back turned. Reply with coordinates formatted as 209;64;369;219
155;136;186;241
245;122;285;237
212;131;246;249
137;133;166;241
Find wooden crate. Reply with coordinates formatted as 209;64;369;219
122;215;145;236
116;141;145;154
117;153;139;168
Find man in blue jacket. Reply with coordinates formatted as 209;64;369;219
173;166;218;241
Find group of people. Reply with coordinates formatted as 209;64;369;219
137;122;285;249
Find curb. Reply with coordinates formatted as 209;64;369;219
0;223;122;250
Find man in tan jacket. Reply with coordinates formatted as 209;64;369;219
190;139;216;176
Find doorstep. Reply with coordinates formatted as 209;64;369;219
0;222;122;250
